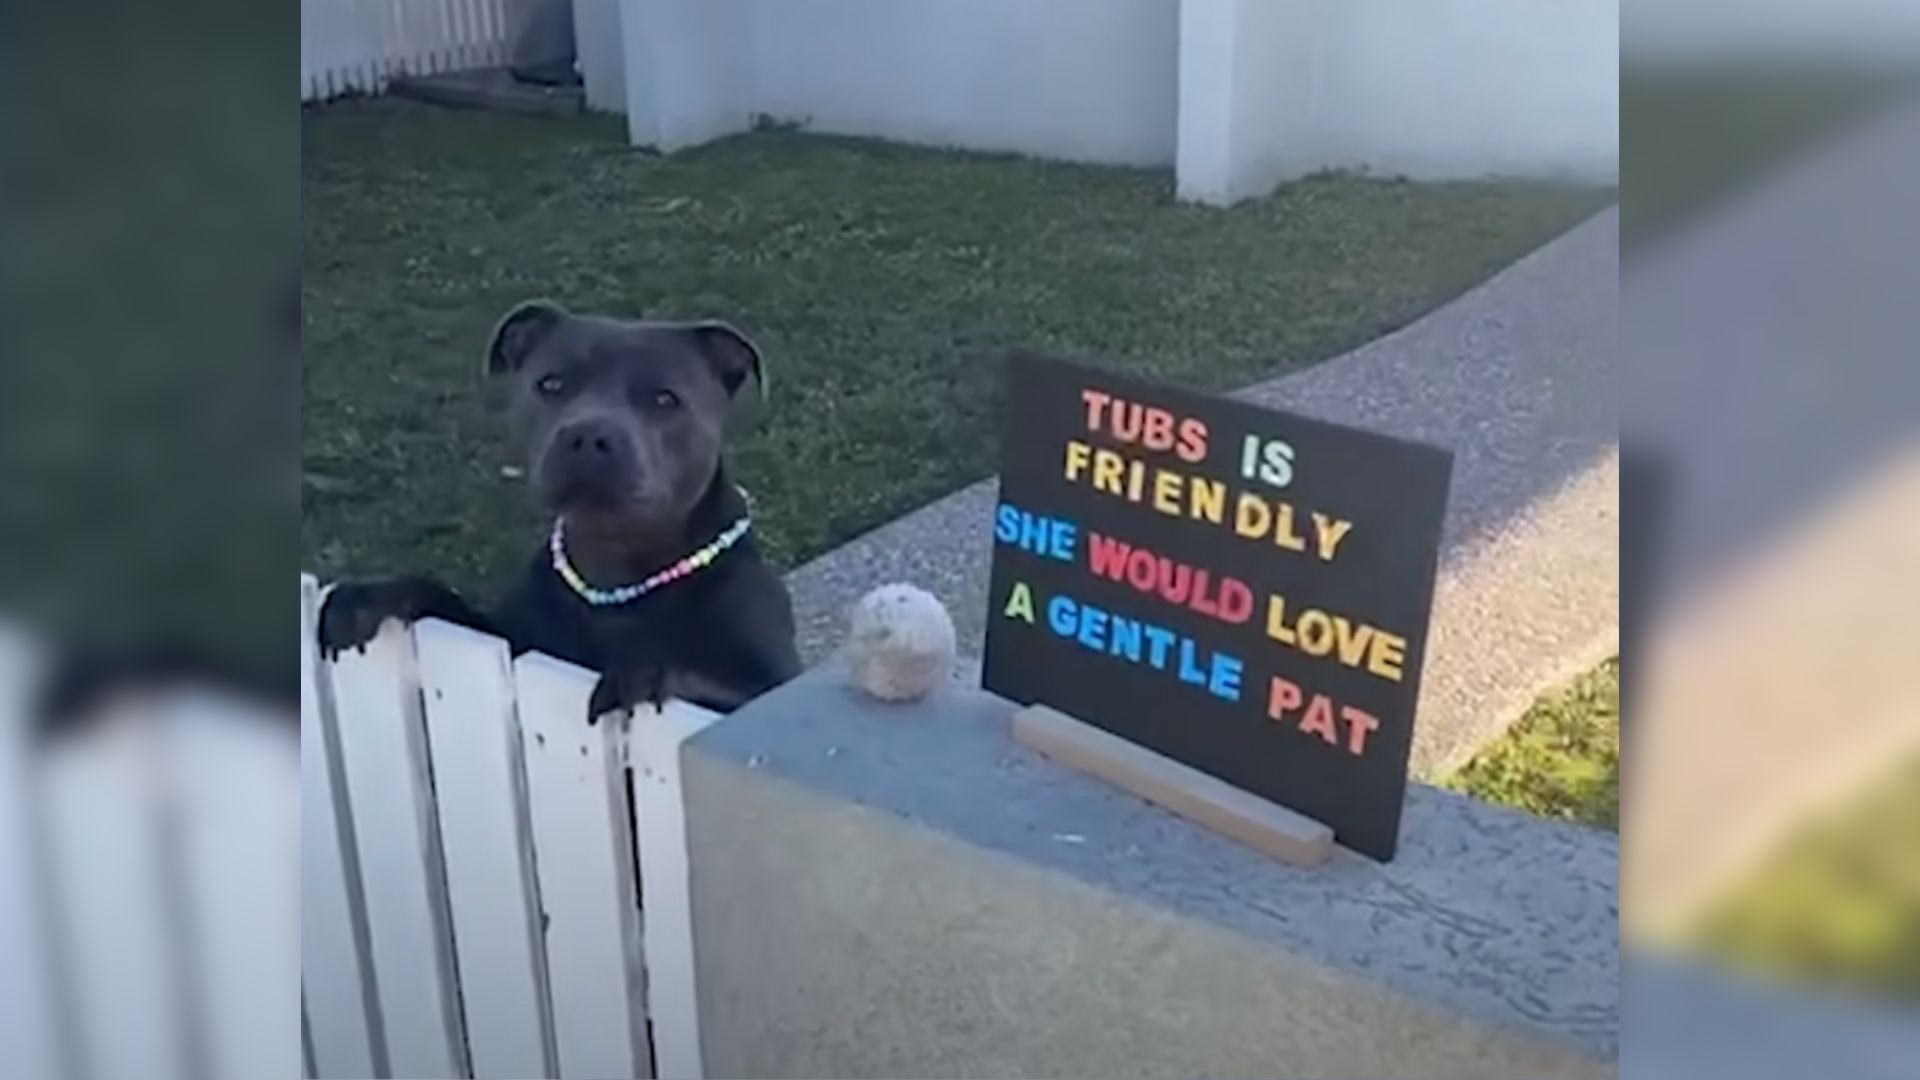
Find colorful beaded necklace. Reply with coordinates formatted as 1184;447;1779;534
549;500;753;606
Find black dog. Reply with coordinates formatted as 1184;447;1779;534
318;301;802;722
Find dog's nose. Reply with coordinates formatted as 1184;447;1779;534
556;420;623;459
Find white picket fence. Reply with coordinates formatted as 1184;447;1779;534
302;0;517;102
300;575;716;1079
0;629;301;1080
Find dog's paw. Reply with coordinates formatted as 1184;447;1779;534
587;665;668;725
317;581;427;659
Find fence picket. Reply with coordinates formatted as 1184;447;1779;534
516;653;654;1079
434;0;454;72
328;621;469;1078
37;709;190;1080
417;619;557;1079
300;570;710;1079
0;626;64;1080
479;0;502;62
628;701;720;1080
448;0;469;62
302;0;514;102
169;691;301;1080
300;578;384;1079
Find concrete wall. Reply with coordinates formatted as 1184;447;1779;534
681;665;1618;1079
751;0;1180;167
620;0;1617;197
1311;0;1619;182
619;0;1179;165
1181;0;1618;201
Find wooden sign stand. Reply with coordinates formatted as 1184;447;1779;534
1012;705;1336;868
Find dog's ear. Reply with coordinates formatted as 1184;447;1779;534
688;320;768;405
487;300;568;376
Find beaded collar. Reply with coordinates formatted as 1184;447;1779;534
549;498;753;606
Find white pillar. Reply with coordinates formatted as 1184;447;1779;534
1175;0;1241;204
621;0;753;151
1176;0;1327;205
573;0;629;114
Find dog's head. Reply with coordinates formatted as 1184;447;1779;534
485;301;765;534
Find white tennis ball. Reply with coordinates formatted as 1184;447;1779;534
846;584;957;702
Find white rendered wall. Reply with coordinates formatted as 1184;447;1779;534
748;0;1180;166
1313;0;1619;182
1186;0;1618;202
618;0;1617;201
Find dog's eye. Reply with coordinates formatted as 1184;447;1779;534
652;389;681;410
535;374;565;396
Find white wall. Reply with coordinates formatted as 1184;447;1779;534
1204;0;1618;197
749;0;1180;166
617;0;1616;201
1316;0;1619;181
1227;0;1321;196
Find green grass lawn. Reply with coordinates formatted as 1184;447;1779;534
1695;755;1920;1001
1449;659;1920;1002
1446;658;1620;830
302;97;1611;594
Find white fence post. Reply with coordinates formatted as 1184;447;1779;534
328;621;470;1078
629;700;719;1080
33;684;305;1080
417;619;558;1079
516;653;656;1080
301;577;386;1079
168;691;302;1080
0;625;65;1080
299;573;709;1079
36;707;191;1080
3;615;303;1080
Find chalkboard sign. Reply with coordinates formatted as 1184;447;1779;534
983;356;1453;861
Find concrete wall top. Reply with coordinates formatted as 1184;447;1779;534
689;663;1619;1069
